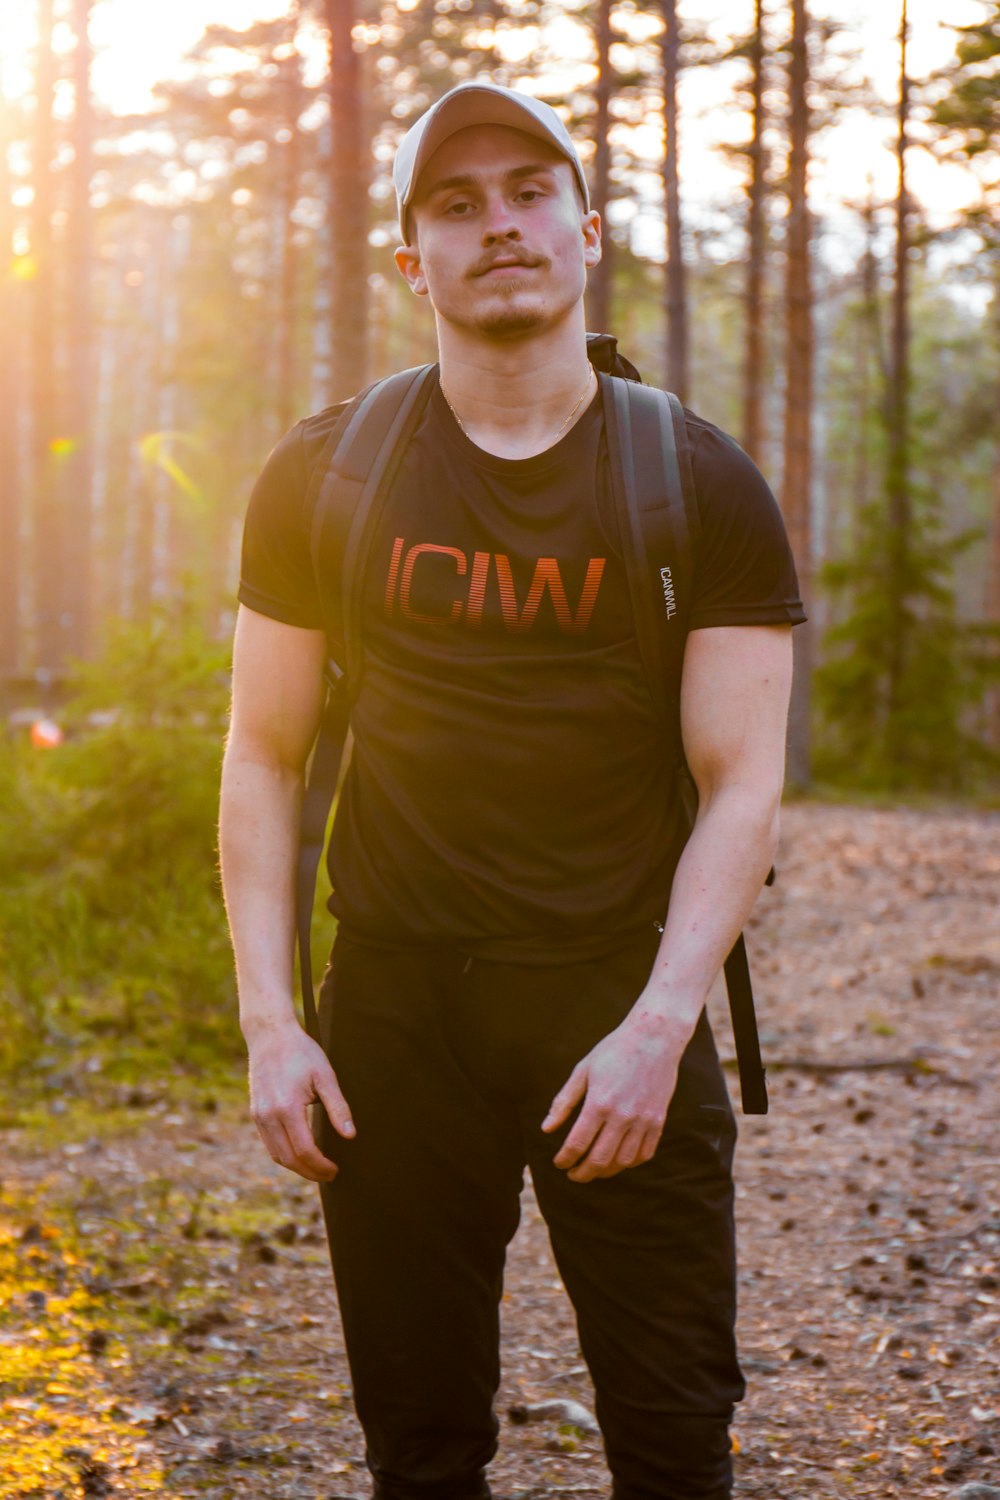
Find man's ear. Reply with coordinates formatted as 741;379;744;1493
582;209;602;269
394;242;429;298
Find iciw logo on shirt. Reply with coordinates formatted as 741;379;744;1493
384;537;606;635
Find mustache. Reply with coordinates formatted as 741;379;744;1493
472;252;547;277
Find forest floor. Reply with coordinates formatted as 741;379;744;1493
1;799;999;1500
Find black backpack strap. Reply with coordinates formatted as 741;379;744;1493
310;364;439;679
600;374;695;720
295;666;351;1044
294;363;438;1042
601;372;769;1115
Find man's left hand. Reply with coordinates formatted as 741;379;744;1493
541;1011;694;1183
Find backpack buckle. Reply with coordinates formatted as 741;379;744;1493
323;657;346;696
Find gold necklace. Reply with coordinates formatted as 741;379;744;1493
441;368;597;448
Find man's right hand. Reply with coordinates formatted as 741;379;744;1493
246;1018;355;1182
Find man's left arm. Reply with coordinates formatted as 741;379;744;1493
542;622;794;1183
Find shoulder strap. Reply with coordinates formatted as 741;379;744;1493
600;375;697;732
295;364;437;1044
602;372;769;1116
310;364;438;682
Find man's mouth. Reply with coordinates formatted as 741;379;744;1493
477;258;538;276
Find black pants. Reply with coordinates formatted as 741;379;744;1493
314;926;746;1500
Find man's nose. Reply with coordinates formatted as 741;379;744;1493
481;193;521;243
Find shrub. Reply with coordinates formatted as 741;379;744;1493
0;612;242;1082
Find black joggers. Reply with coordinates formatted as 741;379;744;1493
313;925;747;1500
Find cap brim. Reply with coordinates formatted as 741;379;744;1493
400;90;578;244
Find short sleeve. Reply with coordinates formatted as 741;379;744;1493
685;417;807;631
237;422;325;629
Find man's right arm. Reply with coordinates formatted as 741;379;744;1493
219;603;354;1182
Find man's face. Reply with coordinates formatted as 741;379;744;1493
394;123;601;341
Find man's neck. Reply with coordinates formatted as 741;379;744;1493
435;318;596;460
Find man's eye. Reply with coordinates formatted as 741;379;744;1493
517;189;543;201
445;202;473;215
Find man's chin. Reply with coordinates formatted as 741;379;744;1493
470;287;552;338
437;284;575;341
474;306;548;338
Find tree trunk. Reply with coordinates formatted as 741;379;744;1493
30;0;61;671
585;0;613;337
128;244;158;625
100;314;131;626
326;0;370;403
370;271;390;379
659;0;688;402
850;190;883;555
90;291;117;632
311;114;334;408
277;8;301;435
160;216;187;609
781;0;814;788
0;103;20;676
741;0;766;464
988;270;1000;746
63;0;95;661
884;0;911;770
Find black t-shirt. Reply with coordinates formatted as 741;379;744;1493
238;370;807;962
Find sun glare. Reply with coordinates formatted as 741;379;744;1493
0;9;35;104
0;0;990;229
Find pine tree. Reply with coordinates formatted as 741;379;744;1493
586;0;615;336
815;2;1000;791
742;0;768;465
884;0;913;766
30;0;61;671
929;1;1000;741
326;0;370;402
64;0;95;660
781;0;814;787
659;0;688;403
0;100;19;676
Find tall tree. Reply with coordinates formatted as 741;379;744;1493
659;0;688;401
781;0;814;787
586;0;615;336
815;2;998;791
64;0;95;659
741;0;767;464
850;189;885;554
311;111;334;405
883;0;912;763
981;280;999;737
147;15;329;446
160;216;190;607
930;1;1000;738
277;4;304;435
128;248;160;626
0;107;19;676
326;0;370;403
30;0;61;671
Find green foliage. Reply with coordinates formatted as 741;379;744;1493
815;243;1000;795
815;488;1000;792
0;612;242;1082
932;5;1000;161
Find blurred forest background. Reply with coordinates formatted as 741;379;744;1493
0;0;998;1084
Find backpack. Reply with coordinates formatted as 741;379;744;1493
295;333;771;1115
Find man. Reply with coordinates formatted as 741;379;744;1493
220;80;806;1500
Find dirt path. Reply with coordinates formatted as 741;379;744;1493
1;800;998;1499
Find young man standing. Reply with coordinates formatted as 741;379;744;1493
220;81;806;1500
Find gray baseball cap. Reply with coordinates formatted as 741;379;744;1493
393;81;590;245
